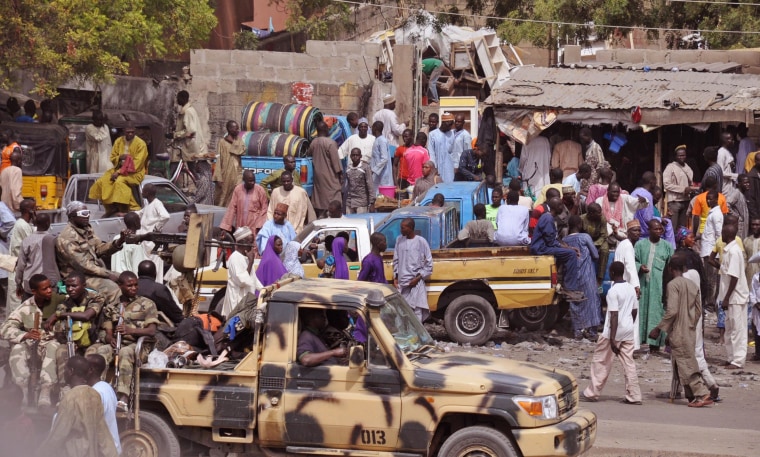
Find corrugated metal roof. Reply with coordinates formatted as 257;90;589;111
487;66;760;112
561;61;743;73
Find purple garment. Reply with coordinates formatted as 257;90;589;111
351;314;368;343
656;216;676;249
631;187;654;236
256;236;287;286
357;252;387;283
332;237;349;280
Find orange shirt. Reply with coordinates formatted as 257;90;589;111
691;191;728;233
0;142;20;173
395;145;409;180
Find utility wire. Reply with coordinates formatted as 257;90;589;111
332;0;760;35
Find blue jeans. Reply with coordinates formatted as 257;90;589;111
427;65;443;103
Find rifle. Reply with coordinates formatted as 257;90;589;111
66;317;76;358
113;303;125;387
28;312;41;408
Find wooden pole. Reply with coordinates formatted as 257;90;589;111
495;130;503;184
655;128;664;216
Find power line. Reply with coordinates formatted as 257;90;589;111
332;0;760;35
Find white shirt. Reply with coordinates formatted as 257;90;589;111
85;123;113;174
519;136;551;191
111;233;148;274
719;239;750;305
337;133;375;162
222;250;261;317
700;205;723;257
93;381;121;454
562;173;581;193
140;198;170;233
494;204;530;246
372;109;406;147
602;281;639;342
613;238;640;288
718;146;736;193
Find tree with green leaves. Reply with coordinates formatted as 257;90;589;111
277;0;351;41
0;0;217;96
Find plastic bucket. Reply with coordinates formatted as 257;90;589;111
378;185;396;198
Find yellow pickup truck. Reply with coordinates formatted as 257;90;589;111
199;206;560;346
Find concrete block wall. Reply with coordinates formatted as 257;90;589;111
189;42;382;150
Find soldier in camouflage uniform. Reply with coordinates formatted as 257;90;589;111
55;201;131;305
45;272;106;380
103;271;159;408
0;274;59;406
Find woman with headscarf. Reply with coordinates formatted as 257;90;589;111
256;236;287;287
281;240;305;279
331;236;350;280
412;161;442;203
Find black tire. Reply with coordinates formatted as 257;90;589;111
438;426;519;457
133;410;181;457
444;295;496;346
511;304;559;331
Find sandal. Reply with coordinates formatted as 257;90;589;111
687;396;714;408
116;400;129;412
620;399;642;405
579;394;598;403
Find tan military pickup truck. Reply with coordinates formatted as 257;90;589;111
130;278;596;457
199;206;561;346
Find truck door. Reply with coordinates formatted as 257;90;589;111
283;306;402;450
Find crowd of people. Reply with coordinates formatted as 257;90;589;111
4;85;760;455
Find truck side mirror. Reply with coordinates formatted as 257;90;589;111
348;345;365;369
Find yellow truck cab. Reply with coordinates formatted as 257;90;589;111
135;278;596;457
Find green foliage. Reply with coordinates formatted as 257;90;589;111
0;0;217;96
279;0;351;40
483;0;760;51
234;31;260;50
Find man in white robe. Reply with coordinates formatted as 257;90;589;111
519;136;552;194
137;184;170;281
221;227;261;317
337;118;375;163
393;218;433;322
85;110;113;174
614;220;642;349
372;95;406;147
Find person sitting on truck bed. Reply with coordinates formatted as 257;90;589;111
458;203;495;246
259;155;302;198
104;271;160;410
495;191;529;246
297;308;348;367
88;122;148;217
55;201;129;305
530;198;581;295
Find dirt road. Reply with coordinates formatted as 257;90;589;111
429;312;760;456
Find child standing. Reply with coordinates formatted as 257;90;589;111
582;261;642;404
345;148;374;214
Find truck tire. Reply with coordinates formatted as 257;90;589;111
444;295;496;346
129;410;182;457
511;304;559;331
438;425;518;457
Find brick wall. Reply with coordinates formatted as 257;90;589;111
189;41;383;150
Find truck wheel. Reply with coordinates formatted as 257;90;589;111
512;304;559;331
124;410;181;457
438;426;518;457
444;295;496;346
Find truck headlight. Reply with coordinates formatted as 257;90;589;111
513;395;558;420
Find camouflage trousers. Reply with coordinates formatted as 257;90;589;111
9;339;60;387
85;276;121;306
86;342;149;397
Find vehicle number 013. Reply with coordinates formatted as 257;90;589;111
361;429;386;445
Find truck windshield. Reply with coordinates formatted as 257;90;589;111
379;294;435;354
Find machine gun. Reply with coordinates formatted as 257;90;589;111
28;312;41;407
113;303;125;387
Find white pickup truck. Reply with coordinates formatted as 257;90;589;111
46;173;226;241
